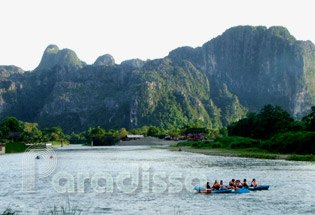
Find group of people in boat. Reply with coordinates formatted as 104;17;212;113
206;178;258;190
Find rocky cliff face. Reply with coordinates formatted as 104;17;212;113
36;45;86;71
0;26;314;132
93;54;115;66
200;26;314;118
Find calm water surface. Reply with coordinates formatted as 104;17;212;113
0;146;315;214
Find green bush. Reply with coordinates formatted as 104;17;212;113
176;141;223;149
261;131;315;154
92;136;119;146
286;154;315;162
208;142;222;148
176;142;194;147
0;139;9;144
5;142;26;153
216;136;260;149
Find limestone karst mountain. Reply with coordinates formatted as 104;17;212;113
0;25;314;132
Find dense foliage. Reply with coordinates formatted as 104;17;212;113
227;105;297;139
0;117;23;137
302;106;315;131
261;131;315;154
175;104;315;160
5;142;26;153
1;103;315;158
216;105;315;155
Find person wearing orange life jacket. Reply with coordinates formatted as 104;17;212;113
251;178;258;187
242;179;249;188
212;180;220;190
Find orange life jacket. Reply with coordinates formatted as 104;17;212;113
213;183;220;187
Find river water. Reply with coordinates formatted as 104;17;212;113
0;146;315;215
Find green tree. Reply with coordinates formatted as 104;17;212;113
219;127;228;137
89;126;106;138
41;127;64;141
0;117;23;137
32;127;42;142
169;128;180;138
23;122;39;133
303;106;315;131
130;126;149;136
256;105;294;139
147;126;160;137
118;128;128;139
50;127;64;141
228;112;257;138
184;120;206;129
129;128;142;135
106;129;119;137
228;104;295;139
70;132;81;140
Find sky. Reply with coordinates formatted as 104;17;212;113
0;0;315;71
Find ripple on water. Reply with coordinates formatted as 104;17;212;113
0;146;315;215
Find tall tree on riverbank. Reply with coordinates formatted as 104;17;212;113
228;105;296;139
119;128;128;139
303;106;315;131
0;117;23;137
147;126;160;137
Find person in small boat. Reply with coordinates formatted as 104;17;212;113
235;180;242;188
212;180;220;190
219;180;227;190
251;178;258;187
205;182;211;190
228;179;235;188
242;179;249;188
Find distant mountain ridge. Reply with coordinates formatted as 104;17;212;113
0;25;314;133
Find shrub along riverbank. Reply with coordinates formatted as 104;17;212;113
174;133;315;161
5;142;26;153
181;104;315;162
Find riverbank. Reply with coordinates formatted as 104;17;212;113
116;136;173;146
168;146;315;162
168;146;281;159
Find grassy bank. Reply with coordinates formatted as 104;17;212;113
286;154;315;162
174;136;314;161
3;141;67;154
51;140;70;146
5;142;26;153
172;144;279;160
